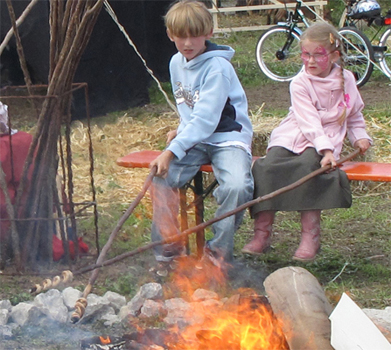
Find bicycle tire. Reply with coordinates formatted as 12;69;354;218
338;27;375;88
379;27;391;78
255;25;303;82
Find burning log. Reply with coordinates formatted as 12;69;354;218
264;266;334;350
80;329;183;350
80;335;126;349
30;269;73;294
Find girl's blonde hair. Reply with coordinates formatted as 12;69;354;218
301;22;348;124
164;0;213;38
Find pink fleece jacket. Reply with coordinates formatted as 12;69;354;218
267;64;372;159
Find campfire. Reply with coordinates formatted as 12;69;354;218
81;256;290;350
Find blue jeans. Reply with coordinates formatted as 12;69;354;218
151;143;254;262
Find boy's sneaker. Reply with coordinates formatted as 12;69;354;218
149;261;176;277
162;242;186;259
196;245;227;272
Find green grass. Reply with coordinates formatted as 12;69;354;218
232;193;391;308
213;30;271;87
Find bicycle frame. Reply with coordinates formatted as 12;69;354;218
256;0;391;85
277;0;311;32
340;0;391;79
276;1;311;59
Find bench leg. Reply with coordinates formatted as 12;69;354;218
193;172;205;258
179;187;190;255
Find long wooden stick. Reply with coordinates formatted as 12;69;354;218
0;0;39;55
71;166;157;323
72;149;361;278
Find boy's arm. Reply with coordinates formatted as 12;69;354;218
150;150;175;178
167;129;177;144
149;129;177;178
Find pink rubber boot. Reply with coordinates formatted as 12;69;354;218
293;210;321;262
242;211;275;255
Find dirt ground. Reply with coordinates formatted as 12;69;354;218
245;79;391;112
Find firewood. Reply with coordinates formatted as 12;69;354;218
264;266;334;350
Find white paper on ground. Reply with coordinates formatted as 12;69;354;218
329;292;391;350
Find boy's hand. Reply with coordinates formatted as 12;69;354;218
354;139;371;155
320;149;336;168
150;150;175;178
167;130;177;144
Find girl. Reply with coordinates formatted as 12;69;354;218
243;22;372;262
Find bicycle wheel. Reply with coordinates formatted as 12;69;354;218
379;27;391;78
255;25;303;82
338;27;374;87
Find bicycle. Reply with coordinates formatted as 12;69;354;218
339;0;391;86
255;0;391;87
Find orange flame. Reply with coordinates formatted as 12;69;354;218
149;181;288;349
99;336;111;344
164;258;289;349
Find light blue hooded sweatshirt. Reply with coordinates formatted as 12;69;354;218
167;41;253;160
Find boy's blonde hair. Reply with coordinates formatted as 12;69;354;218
165;0;213;38
301;22;348;124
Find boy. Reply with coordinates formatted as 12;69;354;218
150;0;253;270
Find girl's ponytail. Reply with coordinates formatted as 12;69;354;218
334;34;347;125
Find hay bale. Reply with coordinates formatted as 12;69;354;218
249;105;281;156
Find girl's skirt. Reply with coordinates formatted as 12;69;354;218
250;146;352;217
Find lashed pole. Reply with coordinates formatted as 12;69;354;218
0;0;39;55
8;0;104;270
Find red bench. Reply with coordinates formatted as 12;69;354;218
117;150;391;255
117;150;391;182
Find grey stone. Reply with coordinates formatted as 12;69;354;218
33;289;68;323
0;309;9;326
9;302;44;326
102;291;126;312
140;299;166;319
139;283;163;300
200;298;223;310
127;293;146;316
191;288;219;302
87;293;109;306
363;307;391;340
79;294;115;324
163;298;204;327
0;300;12;312
101;313;121;326
0;323;18;339
118;304;133;321
62;287;82;310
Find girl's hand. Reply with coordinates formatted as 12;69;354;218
150;150;175;178
166;130;177;145
354;139;371;155
320;149;337;168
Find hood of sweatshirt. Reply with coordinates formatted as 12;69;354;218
179;41;235;70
